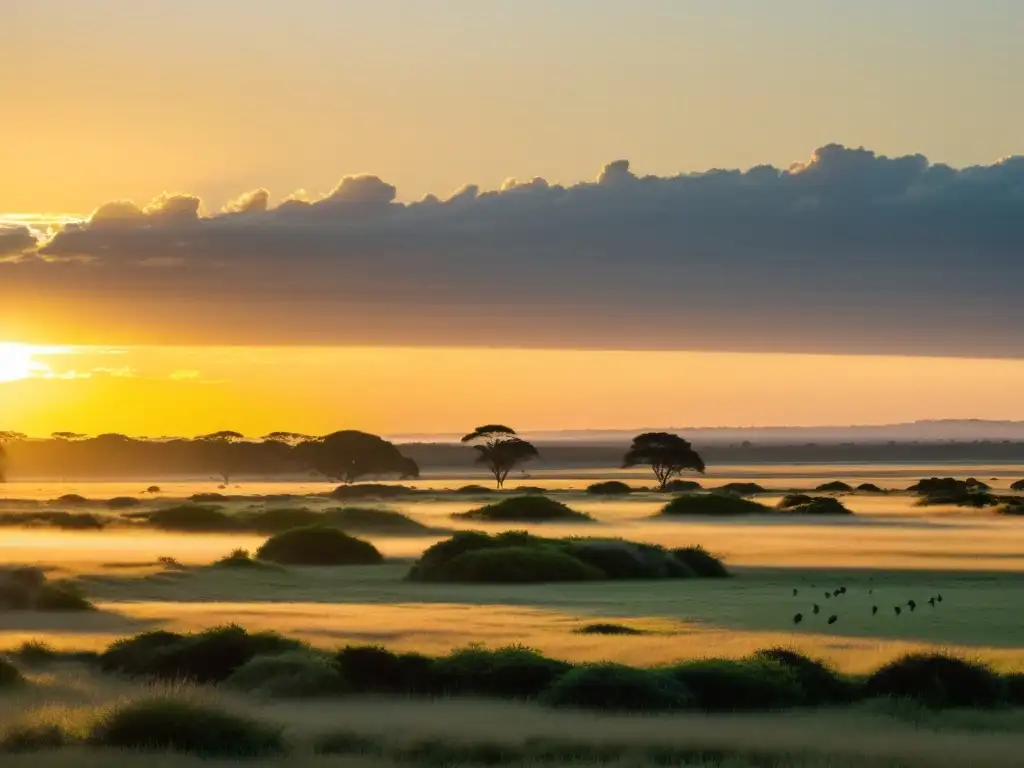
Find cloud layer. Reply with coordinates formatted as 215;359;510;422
3;144;1023;357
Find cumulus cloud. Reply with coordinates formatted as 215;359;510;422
0;226;36;261
5;144;1024;357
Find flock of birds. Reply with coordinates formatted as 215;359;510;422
790;584;945;627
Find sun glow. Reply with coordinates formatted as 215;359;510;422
0;343;49;383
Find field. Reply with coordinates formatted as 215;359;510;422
1;463;1023;765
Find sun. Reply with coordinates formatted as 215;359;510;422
0;343;48;383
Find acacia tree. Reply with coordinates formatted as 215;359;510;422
0;431;25;483
296;430;418;484
622;432;705;491
196;430;245;485
461;425;539;489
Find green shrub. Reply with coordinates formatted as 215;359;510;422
11;640;59;665
99;630;186;676
574;623;647;635
815;481;853;492
1005;672;1024;705
541;664;693;712
715;483;766;496
567;539;694;579
256;526;384;566
454;496;594;523
409;531;498;580
454;485;492;495
0;724;69;753
50;512;105;529
586;481;632;495
857;483;884;493
437;546;604;583
226;651;348;697
917;490;998;507
669;658;805;711
241;507;324;533
780;496;853;515
865;653;1006;709
148;505;236;531
323;506;433;534
105;496;141;509
330;484;414;500
778;493;814;509
55;493;89;505
671;546;730;578
213;548;277;570
753;648;856;704
335;645;436;694
1011;480;1024;492
433;645;572;699
661;494;769;516
0;656;25;688
89;696;285;757
663;479;703;492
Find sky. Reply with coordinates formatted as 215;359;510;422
2;0;1023;436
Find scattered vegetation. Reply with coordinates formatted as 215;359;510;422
105;496;141;509
777;495;853;515
865;653;1006;709
335;645;436;695
856;482;884;493
0;567;95;611
672;545;731;577
454;484;492;494
752;648;856;704
542;663;694;712
0;510;105;529
329;483;414;500
1011;479;1024;492
408;531;726;583
433;645;572;699
815;481;853;492
669;658;805;711
0;656;25;688
322;506;435;534
660;493;770;516
663;478;703;492
0;723;69;753
212;548;277;570
715;482;767;495
147;504;235;531
256;526;385;566
586;480;633;495
240;506;323;532
573;623;648;635
89;695;286;757
454;496;594;523
226;650;349;697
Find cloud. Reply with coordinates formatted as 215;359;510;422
4;144;1024;357
0;226;36;261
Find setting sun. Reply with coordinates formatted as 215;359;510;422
0;343;47;383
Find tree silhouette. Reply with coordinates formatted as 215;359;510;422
51;432;86;441
196;431;245;485
622;432;705;490
297;430;417;484
461;425;539;488
261;432;312;446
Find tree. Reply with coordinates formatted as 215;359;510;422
296;430;418;484
51;432;86;441
0;431;24;483
461;424;539;489
196;431;245;485
261;432;311;446
622;432;705;491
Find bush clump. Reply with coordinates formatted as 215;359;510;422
753;648;856;704
815;481;853;492
669;658;805;711
454;496;594;523
661;494;770;516
433;645;572;699
574;623;648;635
865;653;1006;709
672;546;730;577
567;539;695;579
0;724;69;753
0;656;25;688
323;506;434;534
715;482;766;496
1011;479;1024;492
436;546;605;583
226;651;348;697
0;568;95;611
105;496;141;509
541;664;693;712
55;494;89;506
778;496;852;515
148;505;236;532
916;490;998;508
586;481;632;495
89;696;285;757
335;645;436;695
663;479;703;492
856;483;884;493
255;526;384;566
0;511;105;530
329;484;414;500
454;485;492;494
241;507;324;533
213;548;277;570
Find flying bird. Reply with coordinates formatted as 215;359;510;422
928;597;936;607
937;594;943;603
793;613;803;625
825;592;832;599
827;615;838;625
908;600;916;611
872;605;878;616
894;606;902;616
813;603;820;615
793;588;799;596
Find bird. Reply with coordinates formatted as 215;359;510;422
928;597;936;607
812;603;820;615
937;594;943;603
894;606;902;616
836;587;847;595
825;592;832;599
872;605;878;616
827;615;838;625
908;600;916;611
793;588;799;596
793;613;803;624
868;589;874;595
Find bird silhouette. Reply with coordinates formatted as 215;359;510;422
894;606;902;616
827;615;838;625
793;613;803;624
868;589;874;595
825;592;832;599
908;600;916;611
928;597;936;607
813;603;820;614
872;605;878;616
937;594;943;603
793;588;799;596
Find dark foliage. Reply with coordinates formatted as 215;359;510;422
0;510;105;529
865;653;1006;709
716;482;766;495
213;548;276;570
298;430;418;484
778;496;853;515
1005;672;1024;705
89;697;285;757
433;646;572;699
191;492;229;502
0;724;69;753
663;479;703;492
541;664;693;712
55;493;89;505
586;480;632;495
432;546;605;583
1011;479;1024;492
329;483;415;500
777;493;814;509
322;506;433;533
0;656;25;688
256;526;384;566
568;539;695;579
99;630;186;676
226;651;349;697
574;623;648;635
661;493;770;516
753;648;856;704
147;505;236;532
105;496;141;509
242;507;323;533
672;546;731;577
669;658;805;711
815;481;853;492
454;496;594;523
622;432;705;491
462;426;540;489
856;483;884;493
454;484;492;494
0;568;95;611
335;645;437;694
